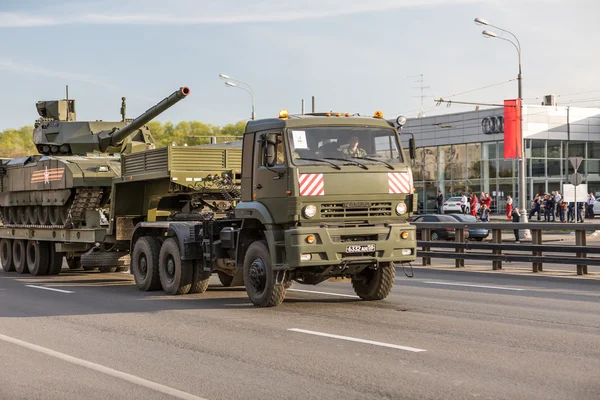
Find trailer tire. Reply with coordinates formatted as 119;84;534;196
243;241;286;307
189;261;210;294
158;238;192;295
26;241;50;276
131;236;162;291
13;240;28;274
47;247;64;275
99;266;117;273
66;255;81;270
1;239;15;272
351;262;395;301
81;251;125;268
217;271;234;287
115;266;129;273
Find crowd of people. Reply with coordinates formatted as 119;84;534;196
526;191;596;223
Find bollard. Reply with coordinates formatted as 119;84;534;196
422;228;431;266
531;229;543;272
455;227;465;268
575;229;588;275
492;228;502;270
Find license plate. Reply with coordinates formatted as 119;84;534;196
346;244;376;253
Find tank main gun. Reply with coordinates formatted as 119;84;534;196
33;86;190;156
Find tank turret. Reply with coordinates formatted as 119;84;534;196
33;86;190;155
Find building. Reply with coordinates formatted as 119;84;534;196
401;101;600;213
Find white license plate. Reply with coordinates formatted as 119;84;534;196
346;244;376;253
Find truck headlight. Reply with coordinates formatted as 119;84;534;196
395;202;407;215
302;205;317;218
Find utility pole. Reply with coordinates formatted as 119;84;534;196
408;74;430;118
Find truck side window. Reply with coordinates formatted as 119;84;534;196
260;132;285;167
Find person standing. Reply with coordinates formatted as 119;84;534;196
506;195;513;220
436;191;444;214
544;195;553;222
460;193;468;215
550;192;556;222
480;204;489;222
567;201;575;223
559;200;566;222
469;193;477;217
529;194;541;221
512;207;521;243
577;201;584;223
587;192;595;219
554;191;562;219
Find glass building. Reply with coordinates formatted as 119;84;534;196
402;104;600;213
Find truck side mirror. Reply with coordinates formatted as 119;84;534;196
262;133;278;167
409;138;416;160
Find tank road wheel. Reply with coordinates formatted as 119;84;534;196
59;206;70;226
18;207;28;225
47;246;64;275
217;271;234;287
49;206;61;226
1;239;15;272
26;207;39;225
131;237;162;291
12;239;28;274
189;261;210;294
158;238;192;295
37;206;50;225
66;255;81;270
7;207;17;225
351;262;396;301
26;241;50;276
243;241;286;307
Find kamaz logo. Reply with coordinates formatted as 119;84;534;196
481;116;504;134
343;201;371;208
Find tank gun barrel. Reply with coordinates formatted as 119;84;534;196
98;86;190;151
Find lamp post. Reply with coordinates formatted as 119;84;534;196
219;73;256;120
475;18;528;227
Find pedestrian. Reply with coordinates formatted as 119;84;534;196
511;207;521;243
544;195;553;222
461;193;468;215
469;193;477;217
559;200;567;222
529;194;541;221
554;191;562;219
436;191;444;214
485;193;492;211
587;192;595;219
506;194;513;220
568;202;575;222
550;192;556;222
480;204;489;222
577;201;584;223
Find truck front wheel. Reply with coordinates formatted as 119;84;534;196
243;241;286;307
158;238;192;295
132;237;162;291
351;262;395;301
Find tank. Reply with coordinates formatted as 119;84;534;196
0;87;190;228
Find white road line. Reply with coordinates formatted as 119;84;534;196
423;281;525;291
25;285;74;294
288;328;426;353
0;333;207;400
287;288;359;298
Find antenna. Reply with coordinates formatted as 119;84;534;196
407;74;430;118
65;85;70;121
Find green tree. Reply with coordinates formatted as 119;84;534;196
0;126;36;158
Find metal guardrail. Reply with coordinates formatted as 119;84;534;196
412;222;600;275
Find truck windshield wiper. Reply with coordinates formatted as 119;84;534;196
295;157;342;170
355;156;395;170
324;157;369;170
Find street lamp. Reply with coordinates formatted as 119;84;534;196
219;73;256;120
474;17;527;226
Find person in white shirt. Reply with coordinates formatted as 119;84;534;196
554;192;562;219
460;193;468;214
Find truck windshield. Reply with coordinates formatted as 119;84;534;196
287;127;403;166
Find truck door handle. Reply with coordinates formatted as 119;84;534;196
256;184;263;189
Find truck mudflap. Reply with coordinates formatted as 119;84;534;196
282;224;416;269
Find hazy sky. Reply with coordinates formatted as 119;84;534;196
0;0;598;130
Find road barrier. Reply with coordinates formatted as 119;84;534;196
411;222;599;275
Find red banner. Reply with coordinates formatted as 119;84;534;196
504;99;522;159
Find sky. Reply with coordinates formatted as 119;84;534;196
0;0;598;130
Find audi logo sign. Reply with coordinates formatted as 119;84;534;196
481;116;504;134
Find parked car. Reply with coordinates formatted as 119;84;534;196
442;197;480;214
445;213;489;241
410;214;457;241
593;197;600;215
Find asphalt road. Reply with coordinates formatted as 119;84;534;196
1;265;599;400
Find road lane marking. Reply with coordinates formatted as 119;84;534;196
25;285;74;294
423;281;525;291
287;288;359;298
0;333;208;400
288;328;426;353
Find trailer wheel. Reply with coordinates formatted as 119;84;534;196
47;246;64;275
158;238;192;295
243;241;286;307
26;241;50;276
189;261;210;294
99;266;117;273
0;239;15;272
66;255;81;270
131;236;162;291
12;240;27;274
115;266;129;273
351;262;395;301
81;250;125;269
217;271;234;287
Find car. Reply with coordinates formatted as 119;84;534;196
444;213;489;241
410;214;458;241
593;197;600;215
442;196;480;214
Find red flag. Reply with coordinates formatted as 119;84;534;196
504;99;522;159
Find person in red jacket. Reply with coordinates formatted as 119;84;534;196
469;193;477;216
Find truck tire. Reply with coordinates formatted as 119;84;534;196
115;266;130;273
0;239;15;272
217;271;234;287
243;241;286;307
99;266;117;273
351;262;395;301
81;250;125;269
47;247;64;275
26;241;50;276
66;255;81;270
158;238;192;295
131;236;162;291
12;240;28;274
189;261;210;294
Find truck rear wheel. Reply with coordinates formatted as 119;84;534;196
47;246;64;275
351;262;395;301
0;239;15;272
131;236;162;291
26;241;50;276
12;240;27;274
158;238;192;295
189;261;210;294
243;241;286;307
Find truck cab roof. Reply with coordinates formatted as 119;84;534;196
244;114;396;134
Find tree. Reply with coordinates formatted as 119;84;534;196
0;126;37;158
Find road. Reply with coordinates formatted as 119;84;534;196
1;265;599;400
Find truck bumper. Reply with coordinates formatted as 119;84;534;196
283;224;416;269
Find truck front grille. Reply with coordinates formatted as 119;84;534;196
320;202;392;218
